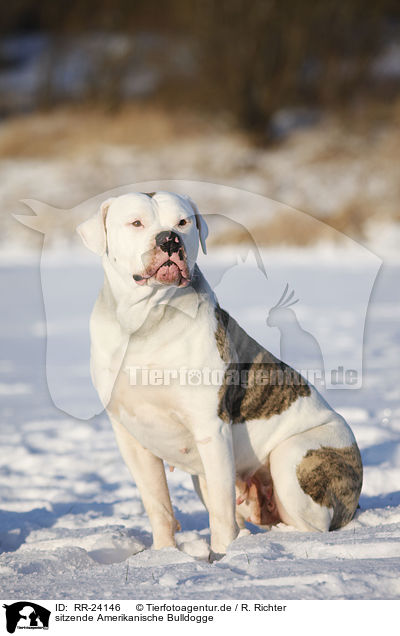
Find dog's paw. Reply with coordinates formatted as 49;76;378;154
208;550;225;563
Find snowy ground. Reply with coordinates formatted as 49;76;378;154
0;244;399;600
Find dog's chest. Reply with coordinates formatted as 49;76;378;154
109;375;212;474
115;394;204;474
107;305;224;473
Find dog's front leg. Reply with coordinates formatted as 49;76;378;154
111;417;177;549
195;419;239;560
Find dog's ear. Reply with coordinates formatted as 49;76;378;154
76;198;115;255
184;196;208;255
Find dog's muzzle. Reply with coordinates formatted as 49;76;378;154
133;230;190;287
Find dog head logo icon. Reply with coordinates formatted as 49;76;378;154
3;602;51;634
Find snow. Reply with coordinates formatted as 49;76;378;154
0;243;399;600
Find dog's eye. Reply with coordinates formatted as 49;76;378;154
131;220;143;227
178;219;188;227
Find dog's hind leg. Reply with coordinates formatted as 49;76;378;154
269;423;362;532
192;474;209;509
111;417;179;549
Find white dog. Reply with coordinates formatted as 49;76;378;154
77;191;362;561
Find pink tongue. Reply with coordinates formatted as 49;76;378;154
155;262;181;284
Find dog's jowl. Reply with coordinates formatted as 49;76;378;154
77;191;362;561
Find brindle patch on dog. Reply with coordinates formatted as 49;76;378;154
214;305;310;424
296;444;363;530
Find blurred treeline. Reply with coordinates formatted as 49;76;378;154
1;0;400;140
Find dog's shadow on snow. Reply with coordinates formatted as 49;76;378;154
173;508;209;533
361;441;400;467
174;506;265;537
0;501;152;556
358;443;400;510
359;491;400;510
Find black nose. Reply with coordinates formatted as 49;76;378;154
155;231;182;256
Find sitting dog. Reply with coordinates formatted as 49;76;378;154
77;191;362;561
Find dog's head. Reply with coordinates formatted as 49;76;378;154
77;192;208;288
